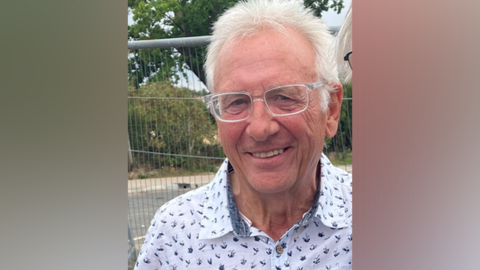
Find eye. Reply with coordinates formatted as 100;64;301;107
276;94;294;101
269;92;298;104
219;94;250;115
267;87;303;102
230;98;246;106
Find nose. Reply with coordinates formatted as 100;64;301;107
245;99;279;141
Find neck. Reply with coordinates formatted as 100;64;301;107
230;172;319;241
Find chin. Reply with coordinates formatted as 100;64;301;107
249;175;294;194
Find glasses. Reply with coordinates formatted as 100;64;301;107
204;81;326;123
344;51;352;70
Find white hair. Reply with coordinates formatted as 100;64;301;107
204;0;339;112
335;6;352;83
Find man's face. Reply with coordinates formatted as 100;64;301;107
214;28;341;194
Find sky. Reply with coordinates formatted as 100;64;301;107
128;0;351;28
320;0;351;27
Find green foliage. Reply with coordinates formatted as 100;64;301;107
127;0;349;169
129;0;238;39
304;0;345;17
128;82;224;172
128;81;352;174
128;0;344;88
326;149;352;165
138;173;151;179
128;0;236;87
128;47;181;89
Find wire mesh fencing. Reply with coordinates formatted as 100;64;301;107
127;36;352;267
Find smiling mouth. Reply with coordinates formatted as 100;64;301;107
252;148;284;158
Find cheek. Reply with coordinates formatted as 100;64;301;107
217;123;241;148
301;109;326;134
297;112;327;151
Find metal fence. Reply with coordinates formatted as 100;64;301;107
127;36;352;268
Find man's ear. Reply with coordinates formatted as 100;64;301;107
325;82;343;138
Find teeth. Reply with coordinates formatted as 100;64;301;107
253;149;284;158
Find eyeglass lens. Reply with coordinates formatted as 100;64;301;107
212;86;309;121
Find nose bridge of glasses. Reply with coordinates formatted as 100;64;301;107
250;96;275;118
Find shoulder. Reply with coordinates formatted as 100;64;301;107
134;184;210;269
150;158;231;232
135;160;231;269
157;184;208;216
146;183;213;240
332;166;352;192
321;154;352;191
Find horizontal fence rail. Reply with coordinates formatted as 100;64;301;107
127;34;351;269
128;36;211;50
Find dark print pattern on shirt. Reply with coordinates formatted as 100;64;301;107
135;153;352;270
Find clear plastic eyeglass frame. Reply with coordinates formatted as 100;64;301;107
204;81;326;123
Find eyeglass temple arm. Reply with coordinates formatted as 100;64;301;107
204;95;212;109
344;51;352;61
307;81;326;90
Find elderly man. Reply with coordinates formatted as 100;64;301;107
135;0;352;269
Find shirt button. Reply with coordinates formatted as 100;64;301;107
276;245;284;254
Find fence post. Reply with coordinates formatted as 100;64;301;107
128;135;133;172
128;220;137;261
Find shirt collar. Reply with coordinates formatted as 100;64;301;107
198;154;351;240
292;154;351;229
315;153;351;229
198;159;235;240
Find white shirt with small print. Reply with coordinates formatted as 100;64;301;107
135;153;352;270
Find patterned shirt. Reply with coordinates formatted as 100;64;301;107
135;153;352;270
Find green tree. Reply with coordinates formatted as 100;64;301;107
304;0;344;17
128;82;223;170
128;0;344;88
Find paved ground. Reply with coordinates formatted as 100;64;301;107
128;164;351;194
128;173;215;195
